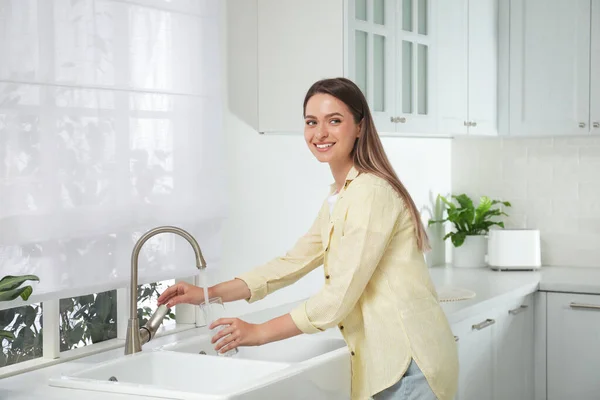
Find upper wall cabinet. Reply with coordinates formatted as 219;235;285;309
255;0;344;133
231;0;443;136
500;0;599;136
347;0;437;135
436;0;499;136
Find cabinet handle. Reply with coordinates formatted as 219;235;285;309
390;117;407;123
508;305;529;315
463;121;469;127
398;117;406;123
569;302;600;311
390;116;395;123
579;122;586;128
593;122;599;128
471;121;477;127
472;318;495;330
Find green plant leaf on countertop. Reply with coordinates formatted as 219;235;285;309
429;194;511;248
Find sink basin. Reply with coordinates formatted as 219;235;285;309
48;351;290;399
158;333;347;363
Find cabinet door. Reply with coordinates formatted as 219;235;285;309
257;0;344;133
591;0;600;134
396;0;436;134
547;293;600;400
467;0;498;136
508;0;591;136
435;0;468;135
453;315;496;400
494;295;534;400
347;0;396;133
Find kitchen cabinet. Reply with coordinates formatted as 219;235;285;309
451;294;534;400
453;313;496;400
255;0;344;133
493;295;534;400
232;0;443;135
501;0;596;136
436;0;499;136
547;292;600;400
591;0;600;133
347;0;437;135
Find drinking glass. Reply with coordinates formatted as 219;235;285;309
200;297;239;357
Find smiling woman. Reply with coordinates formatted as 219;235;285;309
159;77;458;400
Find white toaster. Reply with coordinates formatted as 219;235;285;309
487;229;541;270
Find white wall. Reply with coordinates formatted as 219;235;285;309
452;136;600;267
216;1;452;316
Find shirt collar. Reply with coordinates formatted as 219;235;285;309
329;166;360;194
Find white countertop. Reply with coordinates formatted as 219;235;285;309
1;265;599;399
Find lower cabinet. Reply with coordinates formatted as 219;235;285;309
547;292;600;400
451;294;534;400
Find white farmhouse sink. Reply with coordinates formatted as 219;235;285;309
48;351;290;399
158;333;347;364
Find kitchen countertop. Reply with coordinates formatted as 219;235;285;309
1;265;599;399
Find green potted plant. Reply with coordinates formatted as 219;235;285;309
0;275;39;340
428;194;511;268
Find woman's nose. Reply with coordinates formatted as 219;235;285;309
316;126;328;141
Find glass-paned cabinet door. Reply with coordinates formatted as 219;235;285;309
346;0;396;133
396;0;435;133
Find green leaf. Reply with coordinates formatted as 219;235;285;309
0;275;39;302
451;232;467;247
0;275;39;293
0;330;15;340
0;286;34;302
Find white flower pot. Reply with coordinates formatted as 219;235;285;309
452;235;488;268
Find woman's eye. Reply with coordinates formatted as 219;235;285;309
330;119;341;124
306;120;317;126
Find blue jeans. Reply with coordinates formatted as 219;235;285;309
372;359;438;400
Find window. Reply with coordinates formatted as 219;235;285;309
0;304;43;367
1;279;178;368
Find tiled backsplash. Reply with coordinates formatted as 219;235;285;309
452;136;600;267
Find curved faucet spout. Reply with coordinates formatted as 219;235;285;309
125;226;206;355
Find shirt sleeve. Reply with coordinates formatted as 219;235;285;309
236;208;325;303
290;183;402;333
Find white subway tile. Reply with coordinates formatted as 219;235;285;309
528;177;578;200
579;146;600;165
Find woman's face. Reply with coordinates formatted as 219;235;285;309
304;93;360;166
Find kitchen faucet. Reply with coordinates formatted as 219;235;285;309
125;226;207;355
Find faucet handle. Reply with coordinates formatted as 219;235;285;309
140;304;171;345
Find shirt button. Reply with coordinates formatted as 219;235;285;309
339;325;344;330
325;275;330;279
351;351;355;356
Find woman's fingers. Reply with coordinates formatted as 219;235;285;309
217;337;240;354
157;284;182;305
211;324;236;344
210;318;236;331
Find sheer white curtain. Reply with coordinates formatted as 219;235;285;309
0;0;226;303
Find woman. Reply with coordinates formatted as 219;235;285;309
157;78;458;400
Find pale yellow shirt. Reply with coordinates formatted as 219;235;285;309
237;167;458;400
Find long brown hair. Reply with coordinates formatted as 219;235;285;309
303;77;430;252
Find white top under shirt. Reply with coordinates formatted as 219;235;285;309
327;192;339;214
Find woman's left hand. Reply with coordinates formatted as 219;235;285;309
210;318;265;354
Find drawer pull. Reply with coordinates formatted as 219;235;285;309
472;319;495;330
569;302;600;311
508;305;529;315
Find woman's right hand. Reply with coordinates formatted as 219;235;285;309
157;282;205;308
